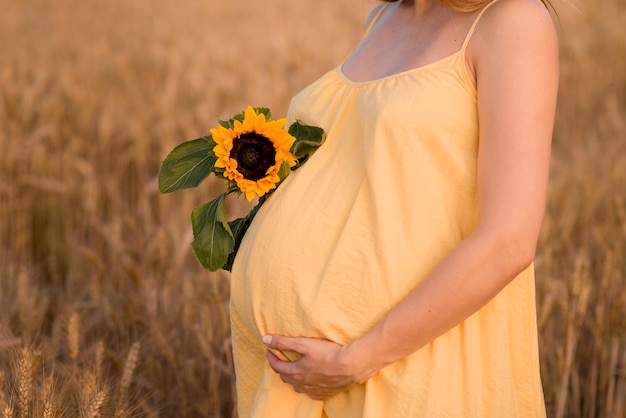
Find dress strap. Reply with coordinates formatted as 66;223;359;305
461;0;501;50
360;3;390;40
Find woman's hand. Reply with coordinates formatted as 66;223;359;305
263;335;373;400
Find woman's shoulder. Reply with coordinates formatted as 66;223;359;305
474;0;555;40
468;0;558;73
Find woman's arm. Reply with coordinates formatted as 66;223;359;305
264;0;559;400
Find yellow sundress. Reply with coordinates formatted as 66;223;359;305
230;1;547;417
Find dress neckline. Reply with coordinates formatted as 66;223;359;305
336;0;502;88
336;50;461;87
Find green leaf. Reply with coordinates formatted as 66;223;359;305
217;119;233;129
254;107;272;120
288;121;326;169
221;107;273;129
221;217;248;273
277;160;292;182
158;136;217;193
222;196;266;272
190;194;234;271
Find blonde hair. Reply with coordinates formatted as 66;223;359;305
379;0;553;13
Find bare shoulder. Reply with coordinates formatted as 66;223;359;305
468;0;558;80
473;0;557;47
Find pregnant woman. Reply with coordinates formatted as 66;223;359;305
230;0;558;416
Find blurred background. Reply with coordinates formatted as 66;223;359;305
0;0;624;416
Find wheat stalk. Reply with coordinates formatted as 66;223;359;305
40;374;59;418
1;403;12;418
115;340;140;414
151;326;175;366
81;372;98;410
554;255;591;418
0;393;11;418
16;348;33;418
68;312;80;367
120;342;140;395
94;340;105;382
613;347;626;417
86;389;107;418
42;400;57;418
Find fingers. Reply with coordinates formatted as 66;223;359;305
263;334;305;362
266;348;325;397
263;334;306;355
266;349;292;375
266;349;293;374
263;334;355;399
267;347;291;362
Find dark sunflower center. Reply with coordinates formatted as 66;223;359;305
231;133;276;181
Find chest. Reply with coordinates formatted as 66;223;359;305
341;5;478;83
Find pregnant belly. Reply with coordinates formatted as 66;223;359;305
228;155;454;346
229;186;403;346
230;248;395;347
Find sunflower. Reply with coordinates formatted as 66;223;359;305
159;104;325;271
211;106;297;202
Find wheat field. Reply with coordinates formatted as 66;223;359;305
0;0;624;417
